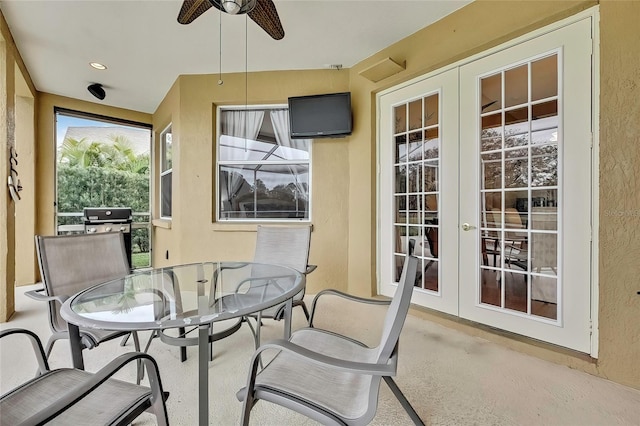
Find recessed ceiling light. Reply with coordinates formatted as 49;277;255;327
90;62;107;70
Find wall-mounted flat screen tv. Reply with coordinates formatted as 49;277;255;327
288;92;352;139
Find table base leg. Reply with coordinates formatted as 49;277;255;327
69;323;84;370
198;324;209;425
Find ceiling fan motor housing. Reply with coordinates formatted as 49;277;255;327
220;0;257;15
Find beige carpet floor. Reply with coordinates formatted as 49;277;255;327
2;284;639;425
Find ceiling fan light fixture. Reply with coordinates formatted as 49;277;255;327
221;0;241;14
220;0;257;15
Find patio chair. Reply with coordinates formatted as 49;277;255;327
245;224;315;333
26;233;141;361
237;255;424;426
0;328;168;426
158;225;315;361
210;225;315;352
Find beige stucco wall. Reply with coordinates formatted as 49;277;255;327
0;28;16;321
1;12;36;319
596;0;640;389
151;70;350;294
14;78;36;286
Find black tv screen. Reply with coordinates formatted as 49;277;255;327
288;92;352;139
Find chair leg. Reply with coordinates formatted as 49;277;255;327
300;302;310;322
120;333;130;347
255;312;262;350
44;336;57;359
143;330;157;353
383;376;424;426
131;331;143;384
244;316;259;348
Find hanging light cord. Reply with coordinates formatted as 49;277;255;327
245;14;248;111
244;14;248;150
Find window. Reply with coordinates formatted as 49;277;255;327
160;124;172;218
54;108;152;269
217;106;311;221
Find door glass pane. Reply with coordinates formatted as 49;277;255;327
531;55;558;101
395;165;407;192
505;107;529;148
531;145;558;187
394;104;406;133
481;152;502;190
424;94;439;126
481;73;502;113
504;148;528;188
409;99;422;130
393;91;441;292
505;64;528;107
395;135;407;163
477;53;559;320
424;128;439;159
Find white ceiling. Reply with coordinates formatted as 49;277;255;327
0;0;471;113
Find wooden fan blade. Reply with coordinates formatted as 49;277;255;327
178;0;213;24
248;0;284;40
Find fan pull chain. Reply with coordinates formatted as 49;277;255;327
218;6;223;85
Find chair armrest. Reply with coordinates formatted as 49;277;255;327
18;352;168;426
24;288;67;304
305;264;317;275
258;339;395;375
309;289;390;327
0;328;49;375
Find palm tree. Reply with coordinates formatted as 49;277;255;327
58;137;105;167
58;135;149;174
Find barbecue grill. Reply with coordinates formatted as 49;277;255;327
83;207;133;269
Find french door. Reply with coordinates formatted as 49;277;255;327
379;69;459;315
379;17;593;352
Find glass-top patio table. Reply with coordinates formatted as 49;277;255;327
60;261;304;425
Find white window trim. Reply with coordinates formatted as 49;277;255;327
160;123;172;220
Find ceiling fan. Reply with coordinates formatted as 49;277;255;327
178;0;285;40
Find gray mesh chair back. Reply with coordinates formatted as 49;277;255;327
238;255;423;425
376;255;418;363
253;225;312;273
252;224;313;318
33;232;134;356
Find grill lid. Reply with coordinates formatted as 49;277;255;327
83;207;132;223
